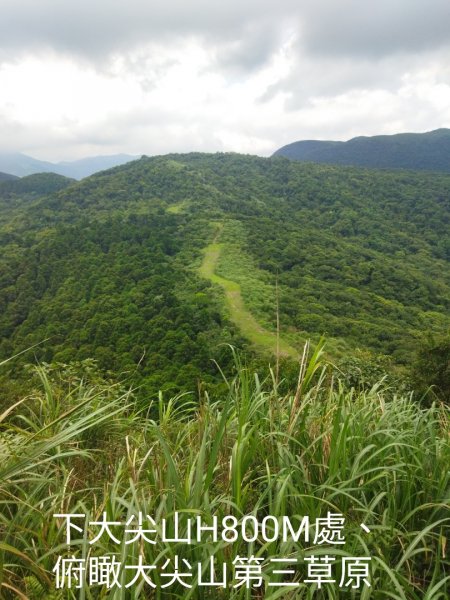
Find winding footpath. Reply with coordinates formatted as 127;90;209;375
199;233;299;359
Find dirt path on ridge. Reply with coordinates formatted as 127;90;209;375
199;229;298;359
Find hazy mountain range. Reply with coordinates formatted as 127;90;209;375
0;171;19;181
274;128;450;172
2;128;450;180
0;152;137;179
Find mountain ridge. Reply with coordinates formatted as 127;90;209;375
0;172;75;197
0;171;18;181
273;128;450;172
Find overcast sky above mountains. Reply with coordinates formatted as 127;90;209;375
1;0;450;161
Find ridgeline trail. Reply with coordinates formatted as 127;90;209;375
199;228;299;360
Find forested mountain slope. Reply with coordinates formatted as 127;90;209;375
0;172;74;196
0;153;449;395
274;128;450;172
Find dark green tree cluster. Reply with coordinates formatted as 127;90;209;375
410;334;450;404
0;208;244;400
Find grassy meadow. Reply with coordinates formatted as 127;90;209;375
199;233;299;360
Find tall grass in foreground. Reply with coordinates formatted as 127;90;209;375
0;347;448;599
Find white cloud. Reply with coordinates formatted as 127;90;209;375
0;39;294;159
0;1;449;159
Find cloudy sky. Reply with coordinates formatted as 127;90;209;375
1;0;450;161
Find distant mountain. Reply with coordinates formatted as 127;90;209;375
0;171;18;182
273;128;450;172
0;153;56;177
0;152;137;179
55;154;138;179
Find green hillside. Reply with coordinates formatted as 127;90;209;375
0;171;74;197
0;153;449;397
274;128;450;172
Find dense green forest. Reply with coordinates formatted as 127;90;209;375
0;153;449;400
0;172;74;196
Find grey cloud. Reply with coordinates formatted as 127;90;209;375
262;51;429;108
0;117;77;158
260;0;450;108
0;104;224;160
209;19;286;74
298;0;450;58
0;116;37;153
1;0;449;66
0;0;295;63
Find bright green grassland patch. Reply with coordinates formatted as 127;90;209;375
199;223;299;359
166;199;190;213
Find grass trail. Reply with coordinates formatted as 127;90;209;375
199;233;299;359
